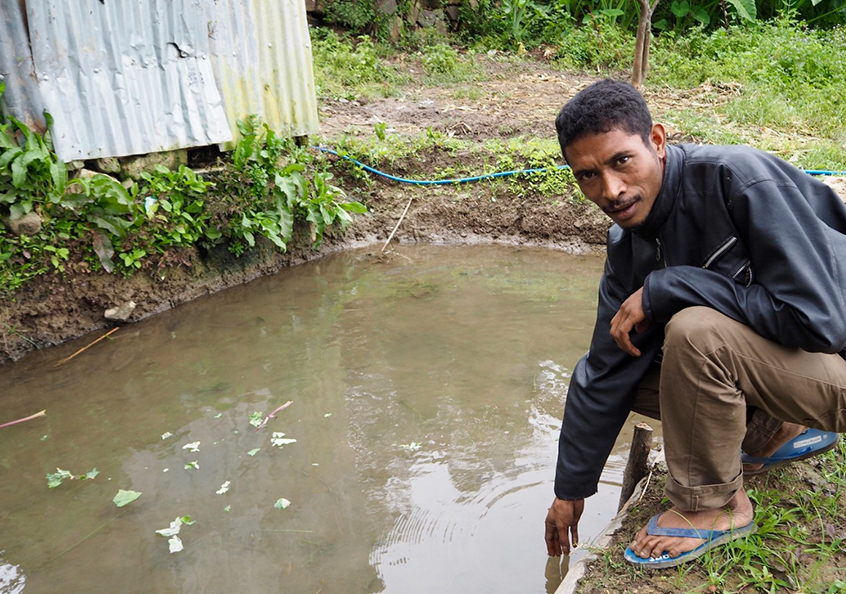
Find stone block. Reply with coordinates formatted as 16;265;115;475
2;212;42;236
120;149;188;180
377;0;398;13
93;157;121;174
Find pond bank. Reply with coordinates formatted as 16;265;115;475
0;178;608;365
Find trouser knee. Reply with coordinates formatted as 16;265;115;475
663;307;729;355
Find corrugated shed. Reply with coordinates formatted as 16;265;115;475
207;0;320;144
0;0;320;163
0;1;46;132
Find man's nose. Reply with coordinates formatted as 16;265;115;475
601;172;626;200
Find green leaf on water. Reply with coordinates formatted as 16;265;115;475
185;460;199;470
161;431;174;440
47;468;73;488
216;481;231;495
214;412;223;419
248;448;261;456
249;411;264;427
168;535;183;553
224;505;231;512
40;435;49;441
83;468;99;480
274;498;291;510
182;441;201;452
113;489;142;507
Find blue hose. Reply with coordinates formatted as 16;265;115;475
313;146;846;185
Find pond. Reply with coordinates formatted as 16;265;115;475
0;244;656;594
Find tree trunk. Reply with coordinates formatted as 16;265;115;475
631;0;660;89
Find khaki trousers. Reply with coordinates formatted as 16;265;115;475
631;307;846;511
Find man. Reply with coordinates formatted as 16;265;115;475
544;79;846;568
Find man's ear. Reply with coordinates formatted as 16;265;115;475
650;123;667;159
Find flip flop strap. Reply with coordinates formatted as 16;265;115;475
647;514;729;540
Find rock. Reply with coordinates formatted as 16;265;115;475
376;0;397;13
66;160;85;171
105;301;136;322
93;157;121;174
445;5;460;21
418;9;438;27
421;0;441;7
304;0;325;14
2;212;42;236
120;150;188;180
75;168;101;179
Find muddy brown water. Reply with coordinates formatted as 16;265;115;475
0;244;660;594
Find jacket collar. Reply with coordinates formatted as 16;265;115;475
633;143;683;241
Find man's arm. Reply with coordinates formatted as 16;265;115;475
643;179;846;354
554;259;662;501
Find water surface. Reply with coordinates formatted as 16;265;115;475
0;245;654;594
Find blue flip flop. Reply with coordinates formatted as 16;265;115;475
624;512;757;569
742;428;840;475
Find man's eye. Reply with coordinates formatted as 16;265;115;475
617;156;630;165
580;172;595;181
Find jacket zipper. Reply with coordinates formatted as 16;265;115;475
702;236;738;269
656;238;668;267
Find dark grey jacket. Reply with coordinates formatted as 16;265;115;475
554;143;846;500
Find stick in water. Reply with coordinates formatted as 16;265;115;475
256;401;293;431
381;197;414;254
55;327;119;367
0;409;46;430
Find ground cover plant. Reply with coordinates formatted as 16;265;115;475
578;439;846;593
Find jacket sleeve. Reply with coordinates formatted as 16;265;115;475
643;178;846;354
555;258;664;500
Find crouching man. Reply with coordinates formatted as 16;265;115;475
544;79;845;568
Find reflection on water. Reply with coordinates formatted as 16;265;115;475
0;245;655;594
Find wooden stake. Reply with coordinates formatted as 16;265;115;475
618;422;654;511
55;327;119;367
381;197;414;253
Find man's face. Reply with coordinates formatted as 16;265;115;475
564;125;666;229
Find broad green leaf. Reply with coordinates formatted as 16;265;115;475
248;411;264;427
113;489;142;507
247;448;261;456
274;498;291;510
724;0;756;21
216;481;231;495
84;468;99;480
184;460;199;470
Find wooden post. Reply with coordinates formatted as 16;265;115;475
618;422;653;511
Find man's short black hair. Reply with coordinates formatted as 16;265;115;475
555;79;653;160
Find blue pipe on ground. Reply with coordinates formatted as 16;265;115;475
313;146;846;186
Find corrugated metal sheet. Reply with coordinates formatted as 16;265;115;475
208;0;320;144
0;0;46;132
0;0;320;162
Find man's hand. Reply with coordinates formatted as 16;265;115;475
544;497;585;556
610;287;651;356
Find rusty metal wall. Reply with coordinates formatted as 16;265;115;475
208;0;320;144
0;0;319;162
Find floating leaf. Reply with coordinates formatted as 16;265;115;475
247;448;261;457
161;432;173;440
84;468;99;480
324;413;332;418
46;468;73;488
113;489;142;507
182;441;200;452
40;435;49;441
168;535;183;553
185;460;199;470
214;413;223;419
216;481;231;495
271;432;297;447
224;505;231;512
274;498;291;510
248;411;264;428
398;442;422;451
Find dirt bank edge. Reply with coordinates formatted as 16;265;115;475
0;186;607;366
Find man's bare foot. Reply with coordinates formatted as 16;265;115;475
628;489;755;560
743;422;806;473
